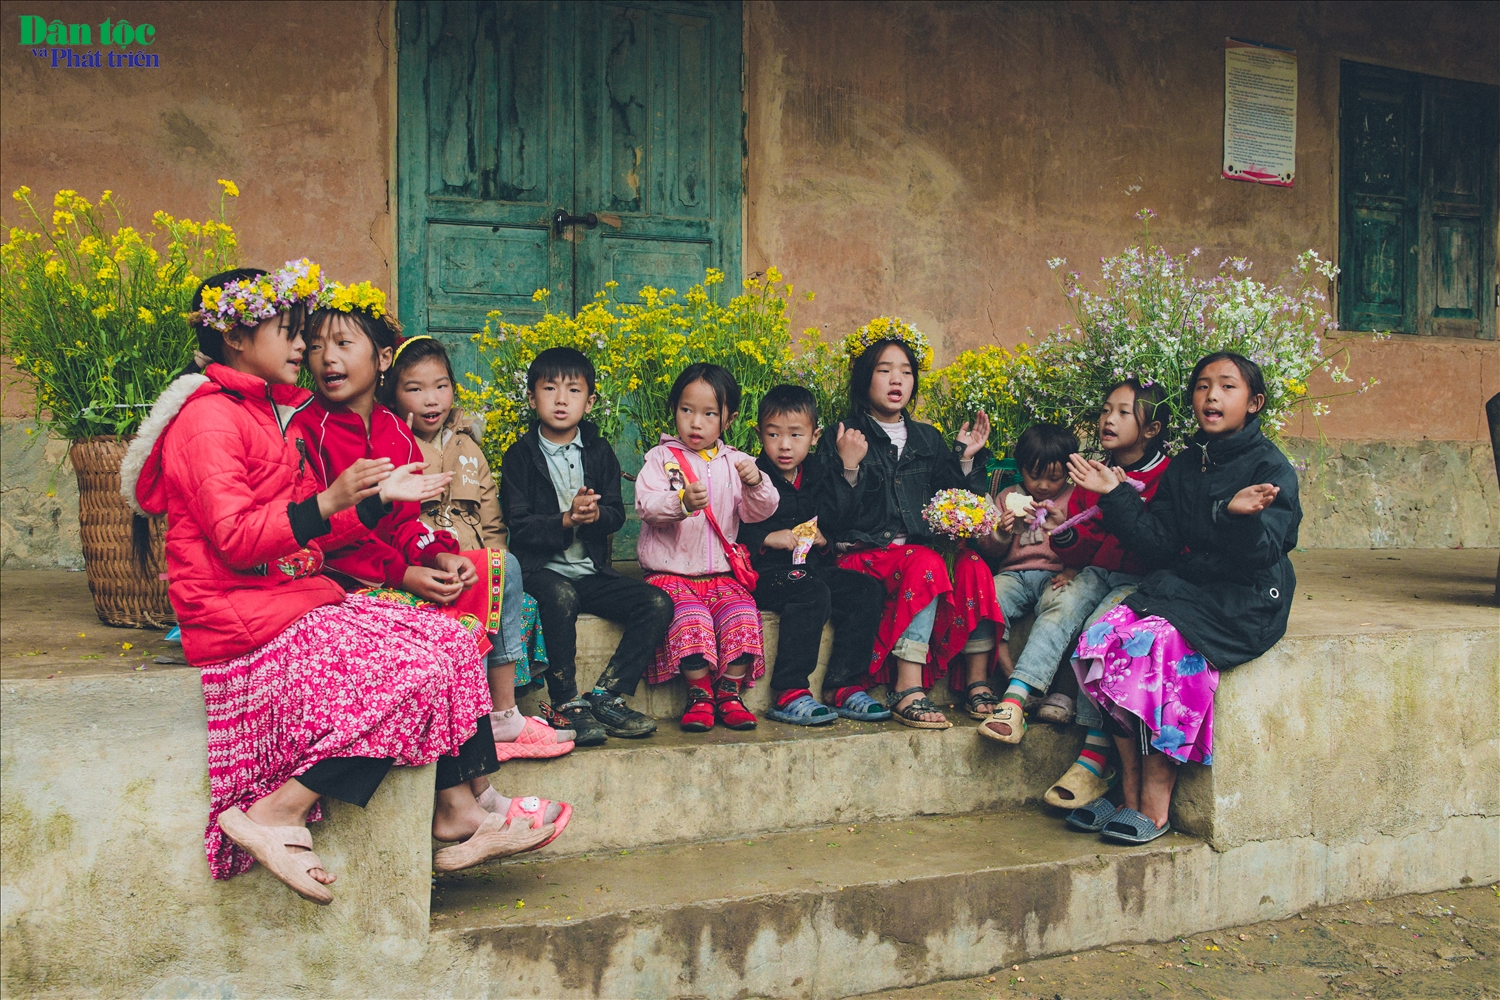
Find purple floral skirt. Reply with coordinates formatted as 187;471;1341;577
1072;604;1218;765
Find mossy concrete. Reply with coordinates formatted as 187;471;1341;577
0;421;81;571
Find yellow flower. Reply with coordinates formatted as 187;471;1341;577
12;186;32;201
53;210;75;227
44;259;64;278
91;303;114;319
217;179;240;198
137;307;156;324
53;189;77;208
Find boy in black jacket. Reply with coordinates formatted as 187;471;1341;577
501;348;671;744
740;386;890;724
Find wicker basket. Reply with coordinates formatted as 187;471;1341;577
70;436;175;629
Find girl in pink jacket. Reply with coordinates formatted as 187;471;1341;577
635;364;780;732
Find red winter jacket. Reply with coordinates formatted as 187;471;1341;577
1053;451;1171;574
290;398;459;588
125;364;372;665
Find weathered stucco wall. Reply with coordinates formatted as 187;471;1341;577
4;2;1497;567
0;0;395;566
744;0;1500;443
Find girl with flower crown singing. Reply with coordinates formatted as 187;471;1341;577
123;264;562;906
634;363;780;732
1065;352;1300;844
821;323;1004;729
290;284;576;772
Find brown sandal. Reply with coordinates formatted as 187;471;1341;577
889;686;954;730
216;807;334;905
433;811;555;873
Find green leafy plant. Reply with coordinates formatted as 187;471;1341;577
1;182;239;438
1007;209;1372;454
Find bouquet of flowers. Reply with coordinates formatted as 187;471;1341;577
922;489;1000;540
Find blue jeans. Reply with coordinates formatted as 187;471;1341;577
891;597;939;664
1072;566;1141;729
486;552;528;668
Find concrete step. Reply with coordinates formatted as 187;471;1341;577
495;719;1082;855
428;807;1209;999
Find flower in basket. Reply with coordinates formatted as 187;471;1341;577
922;488;1001;540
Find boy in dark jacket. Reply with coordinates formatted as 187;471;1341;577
739;386;889;724
501;348;672;744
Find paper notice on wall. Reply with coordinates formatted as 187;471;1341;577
1222;38;1297;187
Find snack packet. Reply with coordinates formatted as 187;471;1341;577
791;516;819;565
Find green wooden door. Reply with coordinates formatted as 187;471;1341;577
397;0;743;375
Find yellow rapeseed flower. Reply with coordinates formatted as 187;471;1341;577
217;179;240;198
138;307;155;324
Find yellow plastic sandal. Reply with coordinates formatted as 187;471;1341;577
977;700;1026;743
1044;762;1115;809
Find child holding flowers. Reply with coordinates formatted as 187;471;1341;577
970;423;1081;743
1042;379;1171;815
291;282;576;770
1066;352;1301;844
824;321;1002;730
634;363;780;732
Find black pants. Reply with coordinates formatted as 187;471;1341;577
298;715;499;807
524;568;675;703
754;567;886;693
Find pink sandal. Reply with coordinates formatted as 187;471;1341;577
501;794;572;848
494;716;576;762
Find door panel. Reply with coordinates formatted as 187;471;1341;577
574;1;742;302
1418;80;1497;339
398;0;576;374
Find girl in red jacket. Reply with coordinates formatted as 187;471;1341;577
1041;379;1170;816
125;265;563;906
292;283;574;763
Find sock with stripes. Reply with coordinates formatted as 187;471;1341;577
1000;678;1031;710
1075;728;1110;777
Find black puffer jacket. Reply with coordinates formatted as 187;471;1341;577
823;412;991;548
500;421;626;576
1098;416;1301;668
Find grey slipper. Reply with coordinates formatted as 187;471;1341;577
1064;795;1122;833
1036;692;1075;724
1099;806;1171;844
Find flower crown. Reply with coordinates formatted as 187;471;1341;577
190;258;325;333
842;316;932;372
318;279;388;318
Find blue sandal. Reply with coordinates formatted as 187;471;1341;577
831;690;892;722
1099;806;1171;844
767;693;838;726
1064;795;1122;833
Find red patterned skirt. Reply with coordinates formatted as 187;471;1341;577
645;573;766;684
838;543;1003;689
200;593;492;879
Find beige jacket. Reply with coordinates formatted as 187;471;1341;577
415;415;507;552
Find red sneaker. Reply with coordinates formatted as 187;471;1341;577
714;677;757;730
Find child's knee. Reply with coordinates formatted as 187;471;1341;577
533;578;581;620
643;585;675;624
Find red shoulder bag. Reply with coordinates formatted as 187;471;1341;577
668;447;759;591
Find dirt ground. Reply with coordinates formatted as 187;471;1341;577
854;884;1498;1000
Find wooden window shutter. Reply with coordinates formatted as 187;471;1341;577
1417;77;1499;339
1339;63;1419;335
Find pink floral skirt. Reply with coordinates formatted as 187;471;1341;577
200;594;492;879
645;573;766;684
1073;604;1218;765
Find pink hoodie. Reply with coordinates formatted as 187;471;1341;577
634;435;780;576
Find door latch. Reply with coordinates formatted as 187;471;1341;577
553;210;598;236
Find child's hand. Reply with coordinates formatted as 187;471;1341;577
1050;566;1080;591
402;564;463;605
762;529;795;551
318;457;393;518
835;422;867;470
1066;454;1124;495
380;462;452;504
431;552;478;590
956;410;991;460
563;488;600;528
735;457;763;487
682;480;710;513
1227;483;1279;516
998;506;1017;534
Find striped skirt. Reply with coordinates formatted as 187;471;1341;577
644;573;766;684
